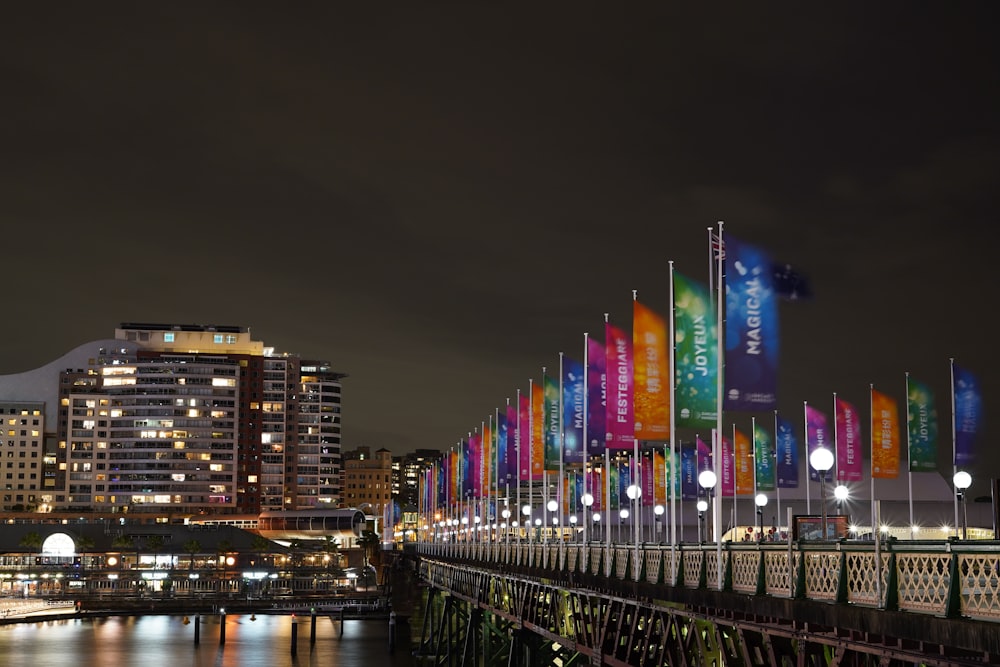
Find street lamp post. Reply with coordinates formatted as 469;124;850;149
954;471;972;540
809;447;834;540
697;470;718;542
653;504;665;543
581;493;594;543
755;493;768;542
696;500;708;543
834;485;849;525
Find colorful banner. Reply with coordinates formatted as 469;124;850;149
723;235;779;411
653;449;666;508
953;364;981;468
482;423;492;495
589;468;603;512
562;356;585;465
461;438;473;498
906;375;938;471
734;428;753;495
775;415;799;488
720;431;736;497
753;421;775;492
531;382;545;481
674;271;718;427
470;431;482;497
871;388;900;479
518;393;531;481
835;397;863;482
805;404;831;482
544;372;560;470
608;461;620;510
605;319;634;449
696;435;713;475
586;336;607;456
633;299;669;440
496;411;509;484
681;444;698;501
506;403;518;482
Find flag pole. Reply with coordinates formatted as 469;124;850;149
950;358;960;540
582;332;590;550
528;379;535;544
804;401;811;514
870;384;876;544
558;351;565;560
668;260;678;577
905;372;914;540
714;220;724;587
516;388;522;544
773;410;781;536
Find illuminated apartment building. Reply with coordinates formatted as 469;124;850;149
0;401;45;511
0;323;344;516
342;445;392;515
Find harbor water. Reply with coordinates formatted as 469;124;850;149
0;612;417;667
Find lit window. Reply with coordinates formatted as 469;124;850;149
214;334;224;343
164;333;175;342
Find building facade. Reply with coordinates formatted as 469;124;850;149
0;323;345;517
342;445;392;515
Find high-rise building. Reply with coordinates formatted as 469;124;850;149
0;323;345;516
342;445;392;516
0;401;45;511
394;448;441;510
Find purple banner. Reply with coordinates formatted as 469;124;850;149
605;320;634;449
805;404;830;482
586;336;607;457
835;398;863;482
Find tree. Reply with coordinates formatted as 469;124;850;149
182;539;202;572
19;531;43;554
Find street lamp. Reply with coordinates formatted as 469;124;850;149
569;514;578;541
834;484;849;520
653;504;665;542
954;471;972;540
698;469;717;542
619;508;629;543
592;512;601;542
809;447;834;540
626;484;641;541
522;504;532;543
754;493;768;542
696;500;708;543
581;493;594;543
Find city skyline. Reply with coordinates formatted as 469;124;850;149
3;5;997;497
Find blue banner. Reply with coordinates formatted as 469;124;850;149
724;235;779;411
681;444;698;501
953;364;981;468
562;356;585;465
776;415;799;488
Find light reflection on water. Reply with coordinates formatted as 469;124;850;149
0;613;414;667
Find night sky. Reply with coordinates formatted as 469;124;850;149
3;5;998;496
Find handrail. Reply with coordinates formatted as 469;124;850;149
417;538;1000;622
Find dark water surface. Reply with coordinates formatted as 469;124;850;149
0;613;417;667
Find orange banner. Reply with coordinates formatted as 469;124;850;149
531;382;545;481
633;300;670;440
734;428;754;495
871;389;900;478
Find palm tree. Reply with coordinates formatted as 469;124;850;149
19;531;43;557
74;534;95;573
182;539;202;572
111;534;137;571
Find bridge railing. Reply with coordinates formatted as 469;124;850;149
418;538;1000;622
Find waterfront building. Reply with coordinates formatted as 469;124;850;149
0;323;345;516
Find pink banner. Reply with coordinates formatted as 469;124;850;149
605;320;634;449
835;397;863;482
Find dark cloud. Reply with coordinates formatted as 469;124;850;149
1;3;998;494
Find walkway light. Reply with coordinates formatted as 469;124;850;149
809;447;834;539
